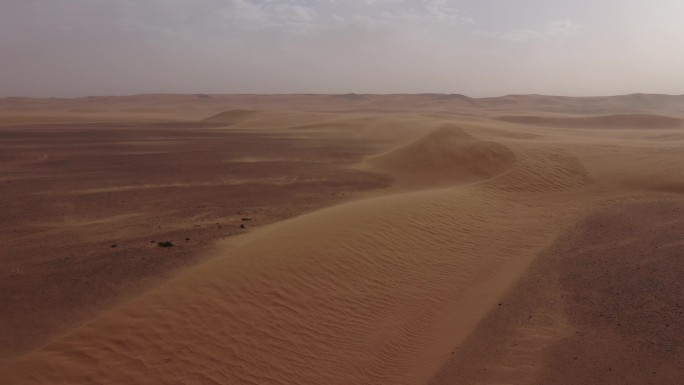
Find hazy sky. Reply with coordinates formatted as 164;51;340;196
1;0;683;97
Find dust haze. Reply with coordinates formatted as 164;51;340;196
2;1;684;385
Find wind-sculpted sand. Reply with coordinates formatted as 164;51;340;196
1;94;684;384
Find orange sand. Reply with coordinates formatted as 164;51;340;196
2;94;683;384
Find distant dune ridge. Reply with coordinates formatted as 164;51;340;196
1;93;684;384
3;93;684;119
496;113;682;128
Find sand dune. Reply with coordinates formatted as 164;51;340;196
1;153;595;385
203;109;261;124
2;95;684;385
0;117;392;363
370;124;516;188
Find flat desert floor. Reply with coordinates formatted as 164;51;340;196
1;94;683;384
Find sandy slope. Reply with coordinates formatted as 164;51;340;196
370;124;516;189
430;201;684;385
0;112;400;361
2;95;684;384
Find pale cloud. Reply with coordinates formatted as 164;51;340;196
475;20;582;43
216;0;274;30
362;0;404;5
274;4;317;22
546;20;582;38
109;0;473;37
335;0;471;31
211;1;325;34
424;0;473;25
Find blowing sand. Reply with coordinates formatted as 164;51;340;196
1;94;683;384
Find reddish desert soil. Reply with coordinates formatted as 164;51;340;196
0;120;392;362
430;201;684;385
1;94;684;385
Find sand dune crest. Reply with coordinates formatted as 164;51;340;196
203;109;261;124
370;124;516;188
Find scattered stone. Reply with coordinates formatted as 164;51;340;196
110;244;117;248
241;218;252;222
157;241;174;248
240;224;246;229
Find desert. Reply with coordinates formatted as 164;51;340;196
1;93;683;384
